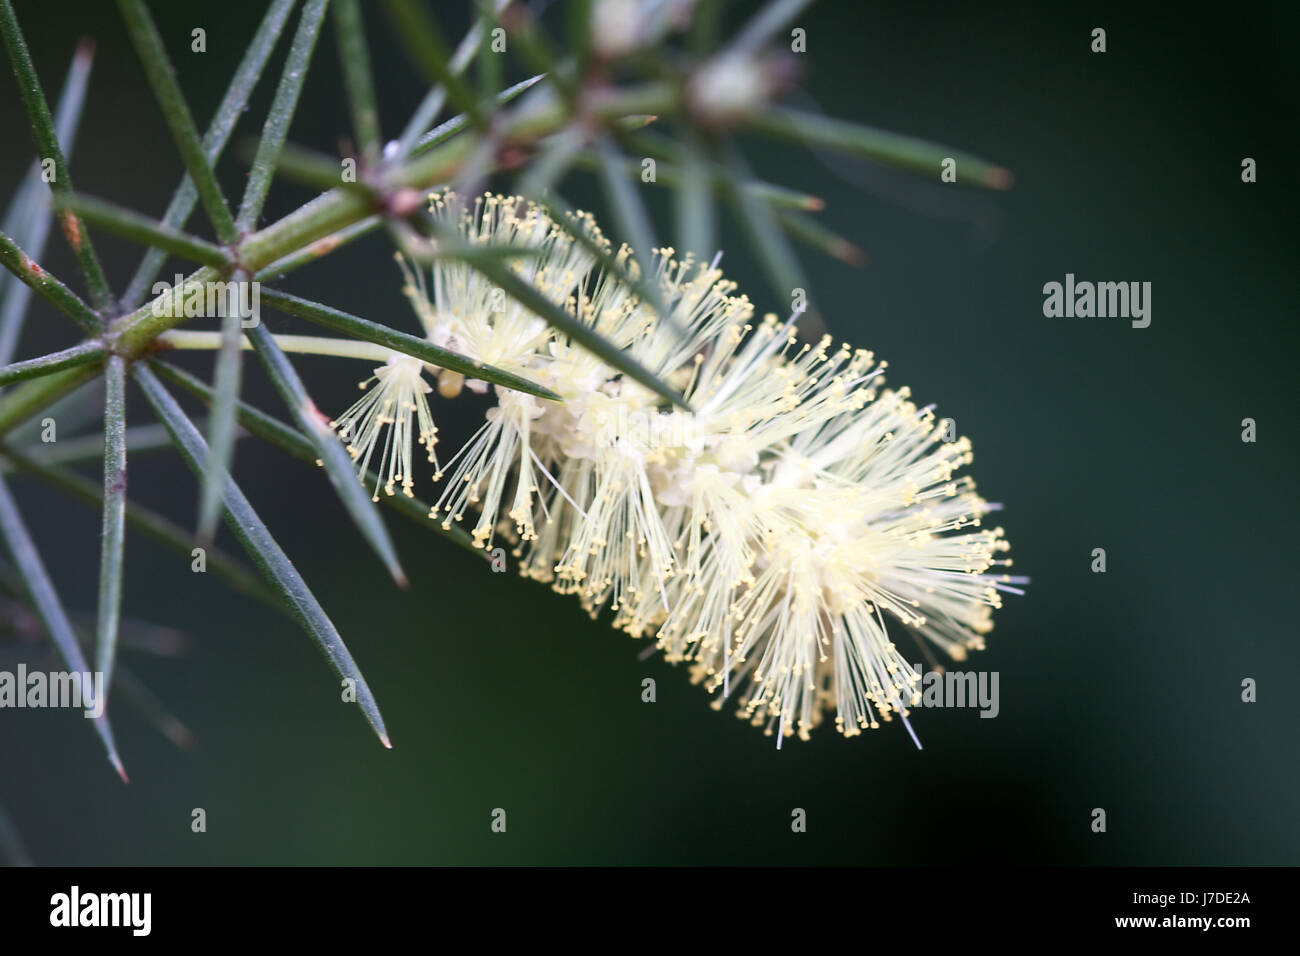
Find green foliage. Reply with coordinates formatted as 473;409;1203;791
0;0;1011;821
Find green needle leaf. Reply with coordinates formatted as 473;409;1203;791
117;0;239;243
9;420;190;468
0;443;276;608
149;359;480;557
59;193;232;268
124;0;297;310
728;0;813;55
455;251;691;410
0;341;104;388
259;287;562;401
0;471;126;779
249;140;364;193
410;73;544;156
332;0;381;161
0;39;93;366
516;125;585;200
238;0;331;231
581;134;826;213
382;0;484;127
0;360;101;439
0;229;100;335
675;131;715;263
197;308;245;544
718;142;817;325
395;2;512;159
0;5;112;311
748;107;1014;190
152;360;308;456
133;363;391;747
113;665;194;750
94;354;127;711
526;191;671;324
252;216;382;282
777;208;865;266
245;321;408;588
594;137;659;287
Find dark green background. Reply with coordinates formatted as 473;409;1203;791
1;0;1296;864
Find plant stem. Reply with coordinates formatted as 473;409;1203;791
0;78;674;446
0;362;100;438
160;330;393;362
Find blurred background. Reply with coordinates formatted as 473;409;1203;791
0;0;1297;865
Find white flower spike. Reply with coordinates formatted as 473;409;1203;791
332;190;1025;745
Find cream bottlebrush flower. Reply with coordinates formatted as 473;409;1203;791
331;355;439;501
346;190;1024;744
332;190;602;514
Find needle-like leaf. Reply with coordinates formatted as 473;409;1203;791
6;420;194;468
252;216;382;282
59;193;232;268
675;131;715;263
455;250;691;410
332;0;381;161
0;5;111;311
117;0;238;243
0;341;104;388
490;0;575;104
149;359;481;557
728;0;813;55
410;74;544;156
245;322;408;588
259;287;562;401
6;375;101;446
718;142;818;326
381;0;484;127
0;229;99;335
0;444;275;607
250;141;366;193
395;1;511;158
196;305;245;544
0;39;93;366
238;0;331;231
113;665;194;750
0;472;126;779
0;361;101;439
516;126;585;200
579;137;825;212
94;355;127;710
134;363;391;747
594;137;659;284
748;107;1014;190
777;208;865;266
124;0;296;310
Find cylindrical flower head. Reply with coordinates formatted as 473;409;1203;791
343;192;1023;744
